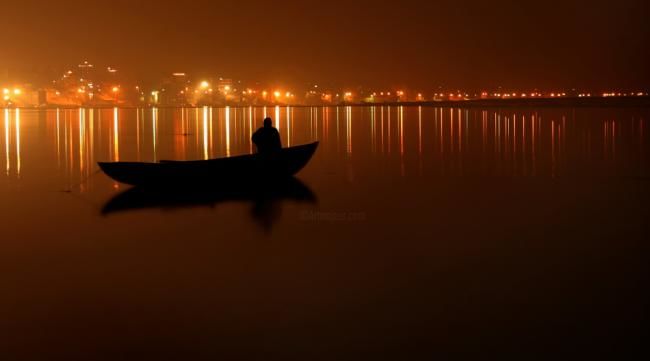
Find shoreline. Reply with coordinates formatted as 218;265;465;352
5;96;650;110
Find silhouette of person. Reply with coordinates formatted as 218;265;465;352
252;117;282;154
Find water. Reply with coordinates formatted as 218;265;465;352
1;106;649;359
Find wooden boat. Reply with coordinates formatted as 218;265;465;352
98;141;319;186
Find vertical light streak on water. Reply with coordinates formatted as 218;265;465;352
522;115;526;152
399;106;404;176
496;112;500;156
465;109;469;150
387;106;391;153
15;109;20;176
336;107;340;152
530;115;537;176
4;109;9;175
89;109;94;172
286;106;291;147
63;112;69;175
56;108;60;169
440;108;444;156
136;108;141;161
522;115;526;175
399;106;404;156
203;106;209;160
450;108;454;153
481;110;487;156
346;106;352;155
113;107;119;162
152;108;158;162
458;109;462;154
312;107;316;140
275;106;280;130
249;106;253;154
79;108;85;177
67;113;73;179
418;106;424;175
195;108;199;151
371;106;376;153
309;107;314;139
380;106;384;153
418;106;422;156
209;107;214;157
225;106;231;157
514;114;517;157
552;120;556;178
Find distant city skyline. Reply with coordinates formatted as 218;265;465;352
2;58;648;108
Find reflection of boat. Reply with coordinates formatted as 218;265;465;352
98;142;318;186
102;176;317;215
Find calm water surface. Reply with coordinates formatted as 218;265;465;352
1;106;649;359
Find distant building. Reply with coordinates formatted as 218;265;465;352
158;72;191;106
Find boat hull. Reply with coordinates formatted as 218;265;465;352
98;142;318;186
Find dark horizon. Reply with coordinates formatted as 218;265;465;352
1;0;648;90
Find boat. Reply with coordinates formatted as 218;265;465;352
98;141;319;186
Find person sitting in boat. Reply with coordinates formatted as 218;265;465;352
252;117;282;154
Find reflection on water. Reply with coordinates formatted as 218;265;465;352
1;106;648;188
3;108;21;177
1;105;649;360
102;177;317;231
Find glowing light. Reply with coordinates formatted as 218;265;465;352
113;108;119;161
13;89;21;95
16;109;21;175
274;91;281;98
200;81;210;89
112;86;119;93
4;109;9;174
203;106;209;159
225;106;231;157
2;88;8;95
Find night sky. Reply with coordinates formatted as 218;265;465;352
1;0;648;90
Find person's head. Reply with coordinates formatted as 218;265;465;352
263;117;273;127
